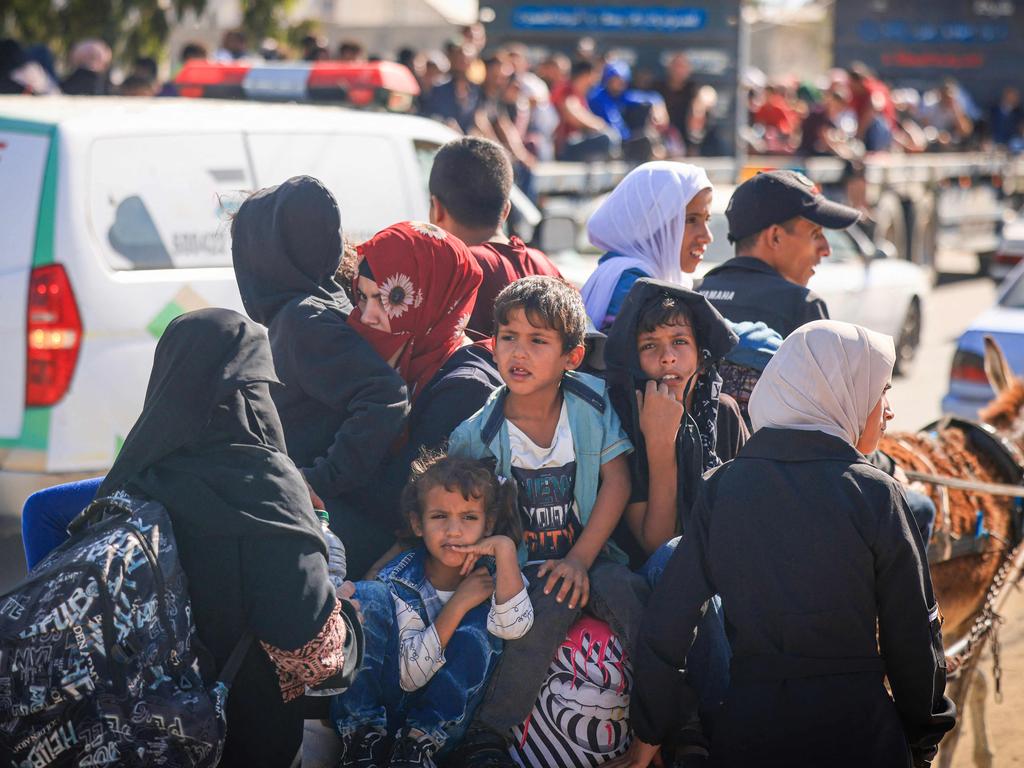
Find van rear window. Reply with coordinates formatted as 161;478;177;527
89;134;253;270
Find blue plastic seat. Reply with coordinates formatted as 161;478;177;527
21;476;103;570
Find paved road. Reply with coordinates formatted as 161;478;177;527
889;259;997;431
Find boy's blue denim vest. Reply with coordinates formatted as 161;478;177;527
448;370;631;565
377;546;497;624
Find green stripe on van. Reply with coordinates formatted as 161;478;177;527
0;407;51;451
0;117;55;137
33;126;59;267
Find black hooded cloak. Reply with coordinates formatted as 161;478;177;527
100;308;336;767
231;175;409;575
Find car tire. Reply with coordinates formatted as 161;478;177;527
894;298;922;378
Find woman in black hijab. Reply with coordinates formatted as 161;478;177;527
231;175;409;578
99;308;350;768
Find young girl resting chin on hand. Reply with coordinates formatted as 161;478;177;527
330;452;531;768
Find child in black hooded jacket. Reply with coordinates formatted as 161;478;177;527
604;278;747;760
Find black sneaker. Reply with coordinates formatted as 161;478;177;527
388;728;439;768
444;725;516;768
339;726;389;768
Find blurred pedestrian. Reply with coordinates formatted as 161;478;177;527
552;59;617;161
919;80;974;148
588;60;669;160
215;29;252;62
0;39;31;94
301;34;329;62
656;52;699;153
990;86;1024;149
61;39;112;96
119;74;156;97
160;42;207;96
338;40;365;62
421;41;480;134
22;43;62;94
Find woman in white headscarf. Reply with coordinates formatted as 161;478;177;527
611;320;955;768
581;161;713;331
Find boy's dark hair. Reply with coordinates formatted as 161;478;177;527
401;450;521;543
429;137;512;230
637;293;698;337
493;276;587;352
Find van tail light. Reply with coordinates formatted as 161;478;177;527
26;265;82;406
950;348;988;386
994;251;1022;266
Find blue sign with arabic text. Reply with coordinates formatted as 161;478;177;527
512;5;707;33
858;20;1010;44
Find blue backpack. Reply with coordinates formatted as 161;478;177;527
0;494;249;767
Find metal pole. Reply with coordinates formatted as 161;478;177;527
733;0;751;184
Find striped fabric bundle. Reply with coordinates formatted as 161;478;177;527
510;616;633;768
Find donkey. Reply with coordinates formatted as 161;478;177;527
880;337;1024;768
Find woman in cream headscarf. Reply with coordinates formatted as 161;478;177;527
611;320;955;768
581;161;713;331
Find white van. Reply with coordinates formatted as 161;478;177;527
0;96;458;518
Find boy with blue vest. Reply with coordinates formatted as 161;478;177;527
448;276;649;764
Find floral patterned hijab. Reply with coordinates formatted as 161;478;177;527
349;221;483;404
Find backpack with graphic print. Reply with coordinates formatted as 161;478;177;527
0;494;249;767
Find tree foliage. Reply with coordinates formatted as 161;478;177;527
1;0;292;65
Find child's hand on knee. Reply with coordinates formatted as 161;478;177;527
538;556;589;609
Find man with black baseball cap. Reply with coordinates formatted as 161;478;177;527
698;169;860;338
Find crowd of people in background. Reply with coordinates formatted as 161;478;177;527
4;23;1023;168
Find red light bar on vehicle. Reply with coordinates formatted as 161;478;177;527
175;61;420;110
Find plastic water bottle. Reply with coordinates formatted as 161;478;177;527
317;510;347;588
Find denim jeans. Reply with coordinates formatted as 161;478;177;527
330;581;502;750
640;537;731;728
473;558;650;732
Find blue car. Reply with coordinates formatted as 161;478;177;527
942;262;1024;418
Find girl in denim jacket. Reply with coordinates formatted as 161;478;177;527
331;453;532;768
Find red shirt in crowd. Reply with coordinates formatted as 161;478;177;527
850;77;897;129
753;93;800;136
468;237;564;337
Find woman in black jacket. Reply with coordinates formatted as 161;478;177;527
612;319;955;768
98;309;352;767
231;176;410;577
